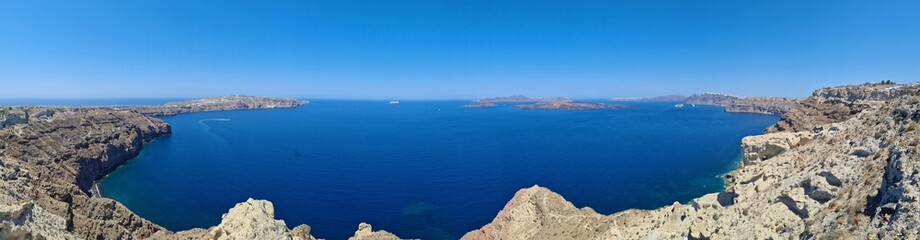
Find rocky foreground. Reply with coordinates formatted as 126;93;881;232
3;83;920;239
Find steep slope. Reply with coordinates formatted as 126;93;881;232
0;108;171;239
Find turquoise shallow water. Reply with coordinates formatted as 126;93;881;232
99;100;777;239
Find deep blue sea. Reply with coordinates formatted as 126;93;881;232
98;100;777;239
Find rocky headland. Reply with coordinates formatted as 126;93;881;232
4;82;920;239
132;95;307;117
626;93;797;115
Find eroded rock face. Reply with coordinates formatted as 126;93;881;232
464;83;920;239
741;131;814;164
812;83;914;103
767;83;917;133
348;222;400;240
0;107;55;129
163;198;317;240
0;108;171;239
208;199;299;239
461;186;613;240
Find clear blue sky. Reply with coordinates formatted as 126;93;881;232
1;1;918;99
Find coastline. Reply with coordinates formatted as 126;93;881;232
4;83;918;239
0;96;794;239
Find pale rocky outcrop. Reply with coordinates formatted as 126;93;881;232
162;198;317;240
348;222;400;240
0;107;54;129
741;131;814;164
0;201;76;239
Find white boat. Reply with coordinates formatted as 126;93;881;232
674;103;684;108
389;100;400;104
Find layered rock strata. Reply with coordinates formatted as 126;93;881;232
627;93;796;115
133;95;307;117
767;82;912;132
0;108;171;239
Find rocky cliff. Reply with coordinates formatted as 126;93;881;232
463;83;920;239
766;83;912;132
0;108;171;239
0;107;54;129
630;93;796;115
683;93;795;115
133;95;307;117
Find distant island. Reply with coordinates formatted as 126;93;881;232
464;95;626;110
615;93;797;115
514;99;628;110
463;95;568;108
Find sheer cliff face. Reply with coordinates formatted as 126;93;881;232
0;108;171;239
767;83;913;133
465;84;920;240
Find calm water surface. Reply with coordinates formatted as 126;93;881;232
99;100;777;239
